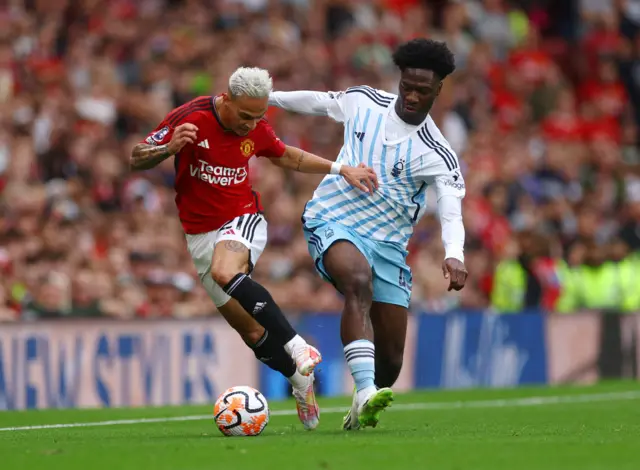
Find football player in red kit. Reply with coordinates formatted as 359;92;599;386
130;67;378;430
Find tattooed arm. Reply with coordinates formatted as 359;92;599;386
130;123;198;172
129;144;173;171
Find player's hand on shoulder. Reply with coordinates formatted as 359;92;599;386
168;123;199;155
442;258;468;292
340;162;379;194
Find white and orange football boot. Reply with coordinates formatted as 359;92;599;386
291;372;320;430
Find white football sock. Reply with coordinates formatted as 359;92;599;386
284;334;307;356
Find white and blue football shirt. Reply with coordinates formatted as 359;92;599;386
269;86;466;259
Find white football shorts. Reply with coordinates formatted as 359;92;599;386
185;212;267;307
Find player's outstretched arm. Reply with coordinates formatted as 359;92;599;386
269;145;378;193
130;123;198;171
268;91;345;121
437;193;468;291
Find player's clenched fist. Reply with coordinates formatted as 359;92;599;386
442;258;468;291
168;123;199;155
341;163;379;193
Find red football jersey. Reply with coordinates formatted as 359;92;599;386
142;96;286;234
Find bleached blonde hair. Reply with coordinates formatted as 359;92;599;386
228;67;273;98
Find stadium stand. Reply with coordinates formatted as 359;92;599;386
1;0;639;320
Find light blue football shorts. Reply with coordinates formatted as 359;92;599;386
302;217;412;308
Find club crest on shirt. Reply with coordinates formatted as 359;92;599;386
391;159;405;178
150;126;169;143
240;139;255;158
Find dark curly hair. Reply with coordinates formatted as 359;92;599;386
392;39;456;80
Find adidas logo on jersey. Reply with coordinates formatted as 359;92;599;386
198;139;210;149
221;229;236;236
355;131;365;142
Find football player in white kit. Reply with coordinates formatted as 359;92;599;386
269;39;468;429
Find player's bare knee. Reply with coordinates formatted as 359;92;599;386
341;269;373;305
243;327;265;346
210;266;239;288
324;242;373;314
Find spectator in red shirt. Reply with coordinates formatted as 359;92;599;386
579;57;628;118
507;28;554;87
582;13;624;73
541;88;584;142
478;183;512;255
580;102;622;143
492;71;528;132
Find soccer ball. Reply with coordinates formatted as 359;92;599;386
213;386;270;436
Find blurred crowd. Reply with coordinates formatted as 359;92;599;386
1;0;639;321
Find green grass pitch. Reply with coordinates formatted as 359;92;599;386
1;382;639;470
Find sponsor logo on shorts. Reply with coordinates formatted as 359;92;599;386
190;160;248;186
325;228;334;239
399;269;412;289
